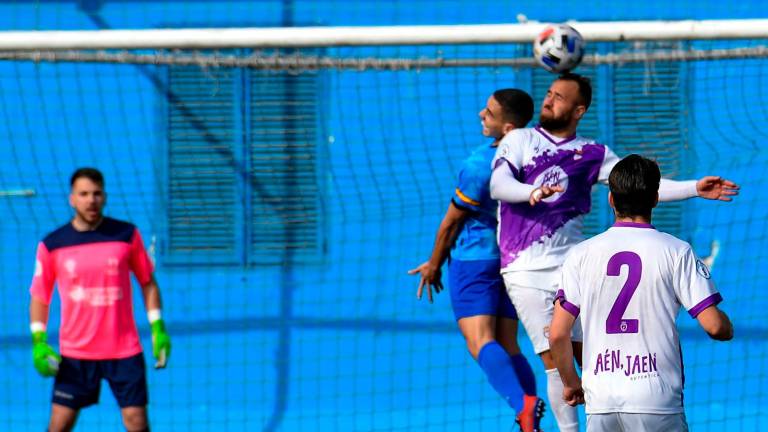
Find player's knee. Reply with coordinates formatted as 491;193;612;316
48;422;75;432
48;408;77;432
122;409;148;431
125;420;149;432
465;338;482;359
466;335;499;360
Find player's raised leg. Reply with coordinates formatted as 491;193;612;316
452;259;527;413
452;258;544;431
457;314;497;359
458;316;530;422
496;317;543;432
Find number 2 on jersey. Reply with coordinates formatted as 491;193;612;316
605;251;642;334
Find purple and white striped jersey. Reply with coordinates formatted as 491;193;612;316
491;126;620;277
556;222;721;414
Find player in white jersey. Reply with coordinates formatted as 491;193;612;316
489;73;739;431
549;154;733;431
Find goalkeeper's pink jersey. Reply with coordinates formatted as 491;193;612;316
30;217;154;360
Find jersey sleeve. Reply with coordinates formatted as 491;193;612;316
491;129;526;174
674;246;721;318
29;242;56;305
596;145;621;185
129;228;155;286
452;158;486;212
556;251;583;318
658;179;698;201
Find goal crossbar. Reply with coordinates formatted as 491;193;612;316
0;19;767;50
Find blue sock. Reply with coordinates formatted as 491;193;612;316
477;341;524;413
510;353;537;396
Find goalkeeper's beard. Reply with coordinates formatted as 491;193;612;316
75;208;104;227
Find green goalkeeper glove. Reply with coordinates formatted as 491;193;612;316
151;319;171;369
32;331;61;377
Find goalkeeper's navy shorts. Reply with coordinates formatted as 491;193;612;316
448;258;518;321
52;352;148;409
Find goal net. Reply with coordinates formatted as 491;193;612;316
0;20;765;431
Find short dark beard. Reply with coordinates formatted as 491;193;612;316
73;209;104;230
538;114;571;133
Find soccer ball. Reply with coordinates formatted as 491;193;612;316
533;24;585;73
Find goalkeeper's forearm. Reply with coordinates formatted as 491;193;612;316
141;276;163;312
141;277;171;368
30;297;50;329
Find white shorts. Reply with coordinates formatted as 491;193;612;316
503;272;582;355
587;412;688;432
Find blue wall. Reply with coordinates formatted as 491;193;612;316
0;1;766;431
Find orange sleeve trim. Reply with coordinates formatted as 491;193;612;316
455;188;480;206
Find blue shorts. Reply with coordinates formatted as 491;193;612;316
52;352;148;409
448;258;517;321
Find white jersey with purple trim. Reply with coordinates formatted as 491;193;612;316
491;126;620;279
556;222;722;414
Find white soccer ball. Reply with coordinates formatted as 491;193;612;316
533;24;585;73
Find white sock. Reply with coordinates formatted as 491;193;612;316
546;368;579;432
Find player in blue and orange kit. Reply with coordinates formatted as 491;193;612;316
409;89;544;432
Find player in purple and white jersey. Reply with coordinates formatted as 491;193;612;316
489;73;739;432
549;154;733;431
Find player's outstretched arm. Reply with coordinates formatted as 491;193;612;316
696;176;740;201
658;177;739;202
29;297;61;377
549;301;584;406
696;305;734;341
409;202;468;303
141;277;171;369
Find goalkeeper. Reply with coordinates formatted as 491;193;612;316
29;167;171;432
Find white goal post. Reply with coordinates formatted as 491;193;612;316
0;19;766;50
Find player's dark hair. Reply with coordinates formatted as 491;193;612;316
557;72;592;110
493;88;534;128
70;167;104;188
609;154;660;219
